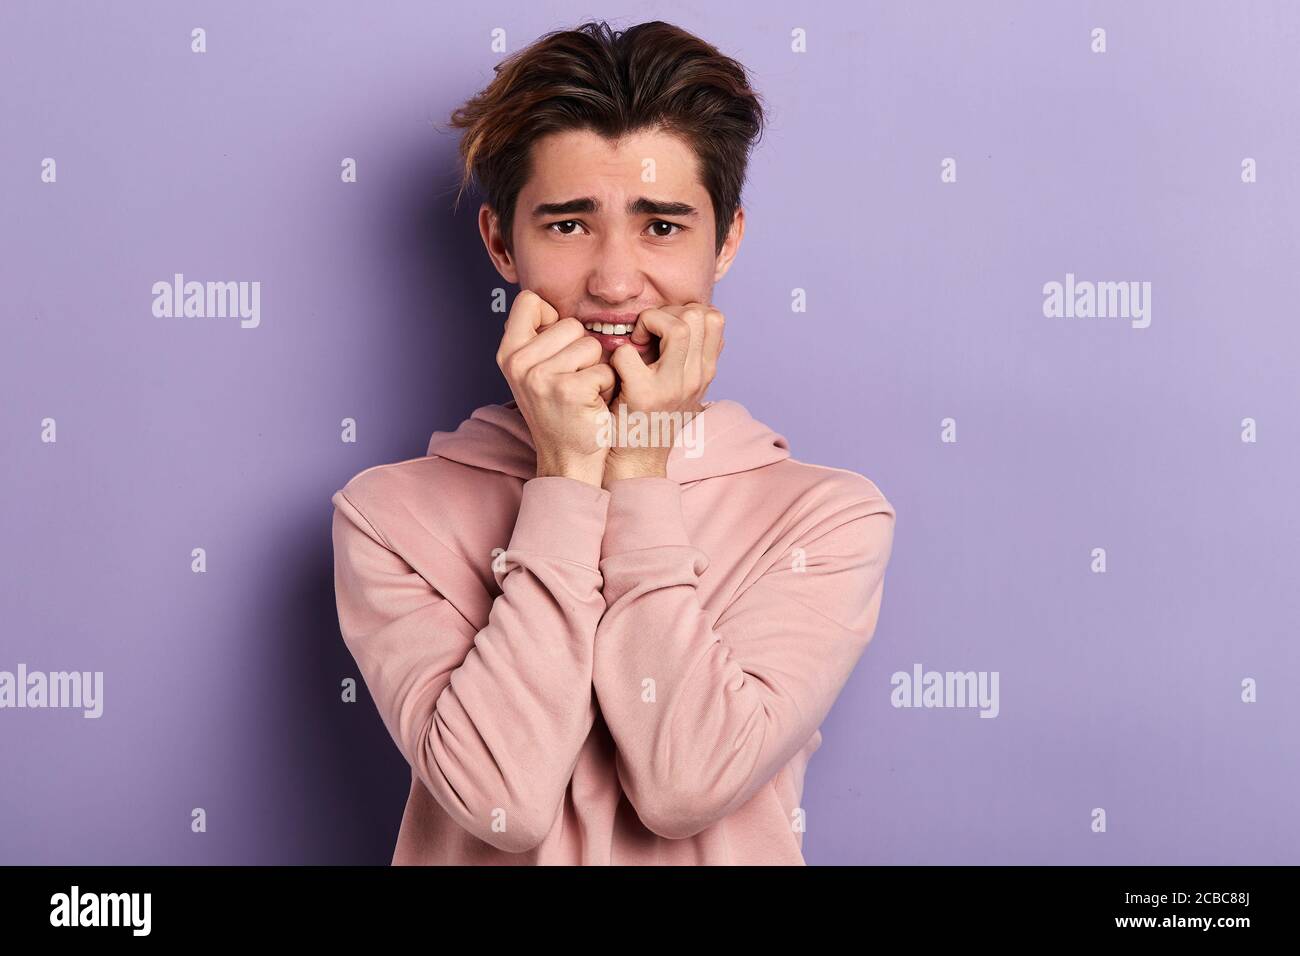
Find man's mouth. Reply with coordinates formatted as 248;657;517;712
581;320;655;353
582;321;635;335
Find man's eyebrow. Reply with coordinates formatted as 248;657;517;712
530;197;700;218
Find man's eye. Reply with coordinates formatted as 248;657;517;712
648;221;683;238
547;220;682;238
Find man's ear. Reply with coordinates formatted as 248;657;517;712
713;206;745;283
479;203;519;283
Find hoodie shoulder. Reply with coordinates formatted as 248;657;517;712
332;451;515;545
767;455;895;523
336;452;437;505
787;457;891;503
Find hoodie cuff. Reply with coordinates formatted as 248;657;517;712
509;476;611;569
601;477;692;558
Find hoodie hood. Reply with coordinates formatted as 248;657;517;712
426;399;790;484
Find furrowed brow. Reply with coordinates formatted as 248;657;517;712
628;197;699;218
530;197;699;218
532;197;597;217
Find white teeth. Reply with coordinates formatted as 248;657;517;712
585;322;633;335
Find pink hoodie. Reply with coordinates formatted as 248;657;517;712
330;398;896;865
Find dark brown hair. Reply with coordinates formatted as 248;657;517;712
441;20;767;258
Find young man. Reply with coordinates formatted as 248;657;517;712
331;20;896;865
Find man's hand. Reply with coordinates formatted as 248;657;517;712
497;290;616;488
601;302;725;488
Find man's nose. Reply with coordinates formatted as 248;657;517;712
586;231;643;303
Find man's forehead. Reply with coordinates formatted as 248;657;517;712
529;130;699;185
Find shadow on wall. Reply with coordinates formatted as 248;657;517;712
257;136;516;863
382;136;517;440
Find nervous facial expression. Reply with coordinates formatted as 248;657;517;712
479;126;744;366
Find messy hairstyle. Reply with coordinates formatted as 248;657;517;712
442;19;767;257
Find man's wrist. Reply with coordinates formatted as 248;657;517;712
602;451;669;488
536;455;606;488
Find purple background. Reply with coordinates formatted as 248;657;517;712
2;1;1297;865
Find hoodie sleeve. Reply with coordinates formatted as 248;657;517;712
593;475;895;840
331;475;610;853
